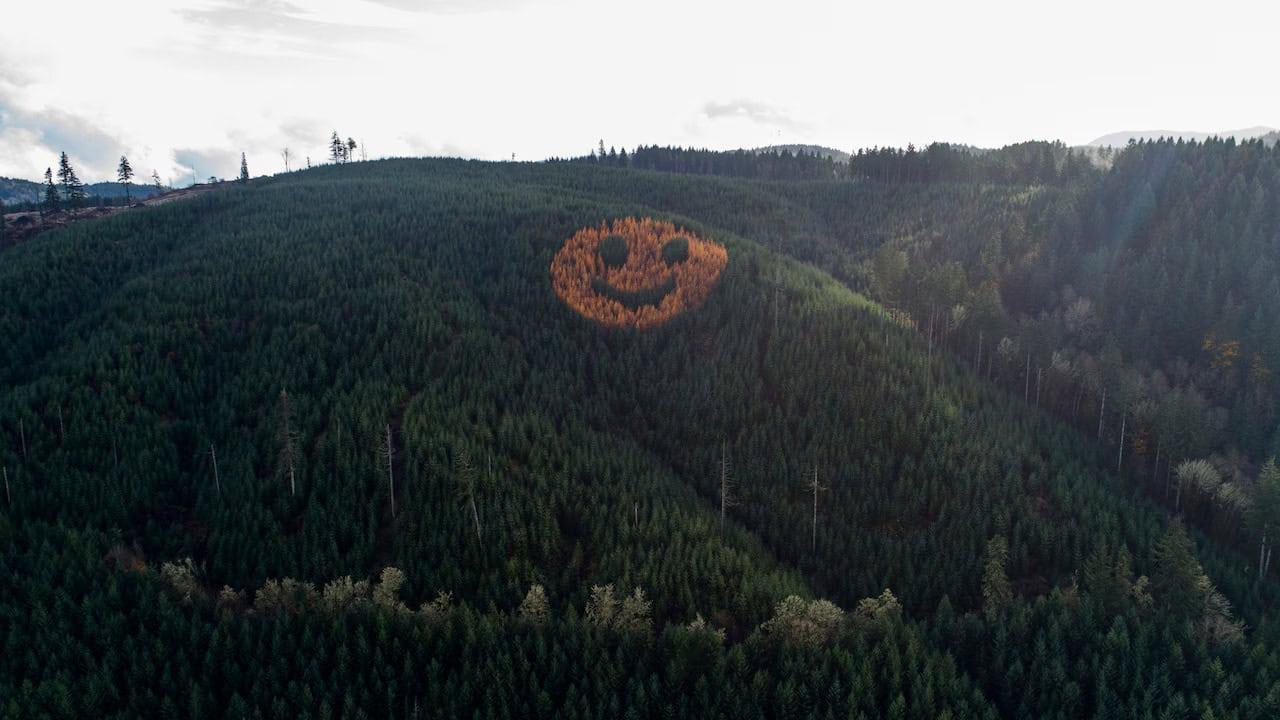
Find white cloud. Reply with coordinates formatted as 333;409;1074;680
702;99;806;132
0;0;1276;182
363;0;537;13
177;0;410;58
0;87;126;179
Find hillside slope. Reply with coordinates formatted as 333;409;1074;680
2;160;1279;719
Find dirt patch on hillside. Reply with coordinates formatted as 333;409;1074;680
1;183;219;246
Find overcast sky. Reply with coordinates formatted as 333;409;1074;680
0;0;1275;183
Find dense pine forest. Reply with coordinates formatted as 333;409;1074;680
3;140;1280;719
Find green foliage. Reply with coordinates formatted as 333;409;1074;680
1152;522;1204;617
3;155;1280;718
981;537;1012;618
598;233;628;268
517;583;549;625
760;595;844;648
661;235;689;265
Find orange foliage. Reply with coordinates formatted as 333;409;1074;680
550;217;728;329
1203;332;1241;370
1213;341;1241;369
1201;332;1217;353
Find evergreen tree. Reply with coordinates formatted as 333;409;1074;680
1151;521;1203;618
42;167;60;216
981;536;1013;618
57;152;86;209
117;156;134;202
330;131;345;164
239;153;249;184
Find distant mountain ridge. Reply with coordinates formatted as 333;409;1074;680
1088;126;1278;147
750;144;851;162
0;176;165;205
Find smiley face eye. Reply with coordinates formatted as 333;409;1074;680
598;234;628;269
662;236;690;266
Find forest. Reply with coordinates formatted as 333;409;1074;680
2;140;1280;719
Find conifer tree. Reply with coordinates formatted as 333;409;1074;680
981;536;1012;618
330;131;345;163
1152;521;1203;617
42;167;60;217
57;152;86;209
518;584;549;625
117;155;134;201
239;153;249;183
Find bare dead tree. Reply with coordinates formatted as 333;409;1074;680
926;306;936;394
18;419;27;460
1097;387;1107;441
810;464;826;554
457;450;482;543
210;443;221;496
1117;411;1127;473
57;405;65;443
281;147;291;173
3;466;9;506
384;424;396;518
1024;354;1031;404
719;440;734;529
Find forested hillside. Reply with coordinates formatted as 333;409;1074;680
3;153;1280;719
0;176;164;206
559;139;1280;554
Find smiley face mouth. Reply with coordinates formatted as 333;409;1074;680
589;233;685;308
590;275;678;309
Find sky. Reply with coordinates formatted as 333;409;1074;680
0;0;1276;184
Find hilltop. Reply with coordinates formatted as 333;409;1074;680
749;143;851;162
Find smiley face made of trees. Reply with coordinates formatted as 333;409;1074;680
551;217;728;329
